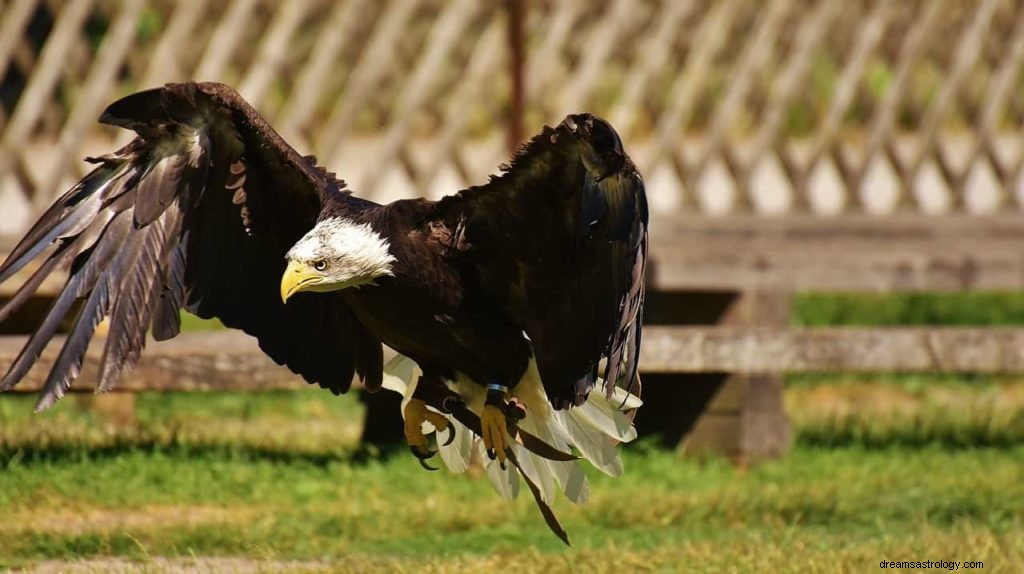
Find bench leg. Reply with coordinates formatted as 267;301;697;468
634;371;790;462
681;373;791;463
691;289;792;461
633;372;726;447
637;289;793;462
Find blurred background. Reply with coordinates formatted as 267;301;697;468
1;1;1024;572
2;0;1023;229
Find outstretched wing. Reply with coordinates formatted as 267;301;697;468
0;82;382;410
430;114;647;409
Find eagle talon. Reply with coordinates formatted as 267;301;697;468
506;398;527;429
411;450;439;471
409;444;439;471
408;443;439;470
404;397;450;471
410;444;436;459
441;425;455;447
481;402;512;465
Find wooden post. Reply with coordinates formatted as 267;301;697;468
633;291;735;448
635;289;792;463
506;0;525;153
683;289;792;462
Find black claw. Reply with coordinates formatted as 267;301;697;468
410;445;439;471
410;444;437;460
441;425;455;447
507;399;527;423
486;448;496;460
499;458;507;471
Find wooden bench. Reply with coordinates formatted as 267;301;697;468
3;213;1024;460
637;213;1024;461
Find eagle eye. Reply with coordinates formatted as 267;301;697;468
313;260;327;271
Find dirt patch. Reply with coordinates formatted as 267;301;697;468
20;557;332;574
3;505;259;536
787;384;920;418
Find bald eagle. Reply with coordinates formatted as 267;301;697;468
0;83;647;542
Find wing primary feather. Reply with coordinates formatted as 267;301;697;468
150;239;185;341
0;168;106;270
35;271;113;411
1;211;132;392
0;273;84;392
0;190;132;325
149;204;188;342
0;162;134;286
40;206;155;408
0;242;73;324
98;213;170;390
134;153;188;226
0;186;103;285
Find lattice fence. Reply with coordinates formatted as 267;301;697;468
1;0;1023;238
546;0;1024;215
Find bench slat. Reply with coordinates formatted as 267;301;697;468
0;332;306;393
1;327;1022;394
649;214;1024;291
643;326;1024;373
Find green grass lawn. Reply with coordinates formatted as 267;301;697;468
0;387;1022;572
1;295;1023;572
1;443;1022;572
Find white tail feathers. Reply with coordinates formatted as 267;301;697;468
437;416;475;473
382;354;641;505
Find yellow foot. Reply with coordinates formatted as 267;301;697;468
481;403;510;465
403;398;452;470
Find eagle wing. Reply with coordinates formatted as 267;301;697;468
0;82;382;410
430;114;647;409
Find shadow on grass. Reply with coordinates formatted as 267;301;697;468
797;430;1024;450
0;435;411;468
5;427;1024;470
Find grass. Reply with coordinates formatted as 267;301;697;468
792;292;1024;326
3;378;1024;459
0;391;365;463
0;438;1021;571
785;372;1024;448
0;386;1022;572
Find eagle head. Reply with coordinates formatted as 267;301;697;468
280;217;396;303
561;113;625;180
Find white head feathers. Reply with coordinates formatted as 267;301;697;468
287;217;396;288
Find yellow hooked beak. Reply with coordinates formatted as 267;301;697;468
280;260;324;304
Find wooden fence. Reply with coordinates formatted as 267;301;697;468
2;0;1024;239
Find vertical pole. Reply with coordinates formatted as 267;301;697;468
506;0;525;153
